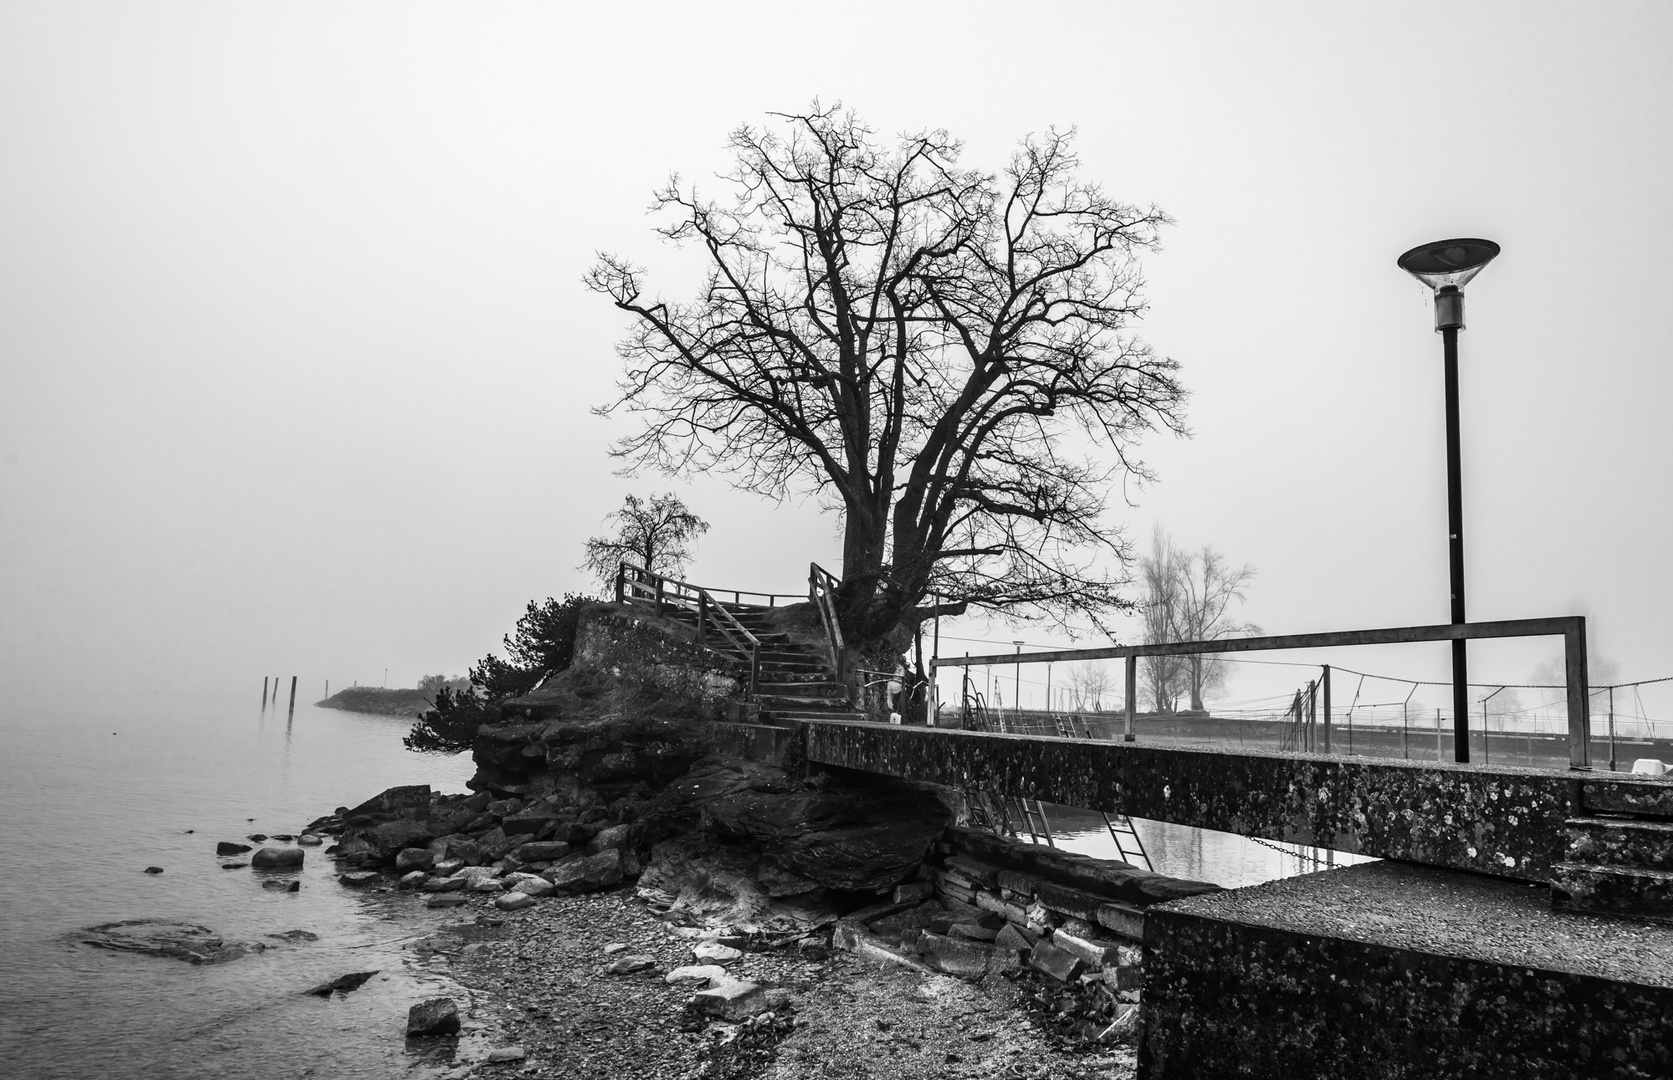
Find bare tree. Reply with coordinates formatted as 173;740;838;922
1137;526;1257;712
1137;526;1187;712
1066;661;1116;712
1175;543;1258;710
582;492;709;587
588;106;1187;653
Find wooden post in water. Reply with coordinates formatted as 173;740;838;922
324;679;329;700
287;676;297;717
262;676;269;708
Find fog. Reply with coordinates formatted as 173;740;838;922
3;3;1671;723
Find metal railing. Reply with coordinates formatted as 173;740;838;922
934;616;1596;770
616;562;763;698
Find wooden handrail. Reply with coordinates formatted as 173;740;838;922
809;562;847;686
617;562;762;699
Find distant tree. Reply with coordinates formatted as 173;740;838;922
417;673;471;697
1066;660;1116;711
1137;525;1257;712
588;106;1187;654
582;492;709;589
405;594;590;754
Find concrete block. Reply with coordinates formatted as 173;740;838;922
1563;816;1673;871
1550;861;1673;923
693;978;768;1021
1035;880;1107;922
997;868;1038;897
995;923;1038;951
946;855;1002;889
916;931;1025;979
1096;901;1145;942
894;881;936;904
1029;938;1086;982
1051;929;1120;971
1581;778;1673;818
974;890;1008;917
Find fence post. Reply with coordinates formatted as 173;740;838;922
1123;654;1137;742
1321;664;1332;754
1565;618;1591;769
748;643;760;701
697;593;707;648
655;575;664;615
615;564;625;604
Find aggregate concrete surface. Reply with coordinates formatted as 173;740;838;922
1157;859;1673;987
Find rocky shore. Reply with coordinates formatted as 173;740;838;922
291;610;1219;1076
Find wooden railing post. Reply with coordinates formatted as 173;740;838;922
615;563;625;604
654;575;664;614
697;592;707;648
749;643;760;700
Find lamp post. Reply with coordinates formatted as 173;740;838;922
1012;640;1024;721
1397;238;1501;763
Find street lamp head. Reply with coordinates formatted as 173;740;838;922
1398;238;1499;332
1397;238;1500;292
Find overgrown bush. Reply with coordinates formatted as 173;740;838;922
404;594;590;754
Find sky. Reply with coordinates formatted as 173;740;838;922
3;2;1670;725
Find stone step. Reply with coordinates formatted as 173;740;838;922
1580;778;1673;818
1550;861;1673;923
756;694;852;710
762;709;867;723
1563;816;1673;871
757;681;844;696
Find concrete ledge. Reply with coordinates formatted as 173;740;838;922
805;720;1592;880
1140;861;1673;1079
711;722;800;768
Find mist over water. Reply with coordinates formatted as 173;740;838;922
0;690;474;1079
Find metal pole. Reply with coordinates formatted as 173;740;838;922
1307;679;1317;752
1322;664;1332;753
1013;641;1024;722
1609;686;1617;772
1442;319;1471;762
1124;655;1137;742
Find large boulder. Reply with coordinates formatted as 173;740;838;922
365;820;435;862
407;997;461;1036
342;785;432;828
78;920;258;965
251;847;304;869
543;849;623;893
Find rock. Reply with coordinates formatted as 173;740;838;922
502;811;561;837
343;784;433;827
494;892;537;911
304;970;379;996
338;870;382;888
216;842;253;856
832;922;937;975
399;871;429;889
949;922;999;942
894;881;935;904
1096;1002;1140;1044
432;857;466;877
665;964;726;986
427;836;484;867
426;894;469;909
995;924;1038;952
585;823;635;854
469;876;506;893
367;820;435;862
1051;928;1121;972
267;929;319;942
693;941;742;963
514;840;571;862
485;1046;526;1063
252;847;304;869
247;834;268;842
693;977;769;1021
605;954;657;974
510;877;555;898
143;866;164;874
220;862;247;870
602;942;630;954
395;848;435;873
79;920;256;964
407;996;460;1037
285;881;300;892
421;876;466;893
486;797;524;818
271;834;295;841
297;833;324;846
1029;938;1086;983
543;849;622;893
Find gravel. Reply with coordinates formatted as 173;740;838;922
432;887;1136;1079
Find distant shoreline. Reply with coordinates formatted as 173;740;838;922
314;687;432;718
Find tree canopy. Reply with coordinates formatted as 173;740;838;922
589;106;1187;648
581;492;709;588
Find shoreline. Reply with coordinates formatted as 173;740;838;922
394;884;1138;1079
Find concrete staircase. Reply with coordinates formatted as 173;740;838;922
1551;779;1673;923
661;601;863;726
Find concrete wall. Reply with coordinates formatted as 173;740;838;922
803;720;1587;881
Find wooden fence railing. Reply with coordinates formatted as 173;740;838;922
616;562;763;698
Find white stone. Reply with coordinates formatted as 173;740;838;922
665;964;727;986
693;941;743;963
493;892;536;911
1632;758;1669;777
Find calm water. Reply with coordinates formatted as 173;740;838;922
0;690;477;1080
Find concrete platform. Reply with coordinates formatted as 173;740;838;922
1141;860;1673;1078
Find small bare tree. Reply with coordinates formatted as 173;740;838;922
582;492;709;588
1138;526;1257;712
589;106;1187;654
1066;661;1116;711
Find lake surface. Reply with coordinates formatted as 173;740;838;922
0;690;476;1079
0;691;1361;1077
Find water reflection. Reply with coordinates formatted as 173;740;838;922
1044;804;1373;889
